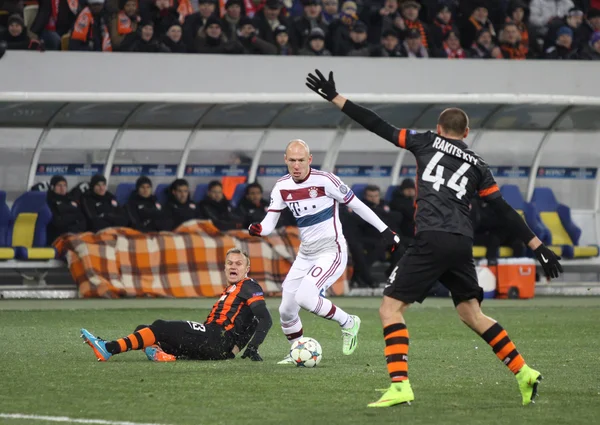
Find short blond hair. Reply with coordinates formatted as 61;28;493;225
226;248;250;267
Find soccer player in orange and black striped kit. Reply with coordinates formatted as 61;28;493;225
306;69;563;407
80;249;272;362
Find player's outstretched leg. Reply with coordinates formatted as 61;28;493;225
278;289;303;365
368;296;414;408
456;299;542;405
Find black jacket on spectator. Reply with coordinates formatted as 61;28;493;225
389;190;415;239
544;44;579;59
2;30;37;50
252;8;289;45
81;191;128;232
579;43;600;59
124;33;170;52
140;4;180;38
197;197;243;231
30;0;79;36
235;197;268;228
162;35;187;52
163;193;198;230
195;33;244;53
46;191;88;243
290;16;328;50
430;17;459;50
126;193;172;232
221;16;239;41
237;33;277;54
544;17;587;50
183;12;214;50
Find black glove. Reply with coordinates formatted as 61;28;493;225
381;228;401;253
241;345;263;361
249;222;262;236
533;244;563;279
306;69;338;102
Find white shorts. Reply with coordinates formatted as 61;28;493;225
282;248;348;295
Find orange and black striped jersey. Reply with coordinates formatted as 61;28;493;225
205;278;266;331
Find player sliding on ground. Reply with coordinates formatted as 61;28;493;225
306;69;563;407
80;249;272;362
249;140;400;364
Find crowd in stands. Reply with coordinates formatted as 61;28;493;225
0;0;599;59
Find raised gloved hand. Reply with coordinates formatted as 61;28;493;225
249;222;262;236
533;244;563;279
306;69;338;102
381;228;401;254
241;345;263;361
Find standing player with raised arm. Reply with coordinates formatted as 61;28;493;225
249;140;400;364
306;70;563;407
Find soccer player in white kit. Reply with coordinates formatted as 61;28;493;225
248;140;400;363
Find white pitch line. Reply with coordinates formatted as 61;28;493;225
0;413;172;425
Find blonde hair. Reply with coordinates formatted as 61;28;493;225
226;248;250;268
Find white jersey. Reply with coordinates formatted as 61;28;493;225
269;169;355;256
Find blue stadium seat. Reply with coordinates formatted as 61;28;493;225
10;191;56;260
230;183;247;208
193;184;209;203
531;187;599;258
115;183;136;205
154;183;170;205
384;185;398;204
0;191;15;260
500;185;553;247
351;184;369;200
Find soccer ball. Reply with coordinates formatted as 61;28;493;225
290;337;322;368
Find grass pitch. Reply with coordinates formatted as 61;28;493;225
1;297;599;425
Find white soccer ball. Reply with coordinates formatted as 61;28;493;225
290;337;322;368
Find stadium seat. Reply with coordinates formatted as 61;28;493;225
154;183;170;205
115;183;136;205
192;184;209;203
10;192;56;260
384;185;398;204
0;191;15;260
531;187;599;258
230;183;247;208
351;184;369;200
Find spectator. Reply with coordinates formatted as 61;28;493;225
69;0;112;51
30;0;80;50
68;181;90;205
163;179;198;229
46;175;87;244
401;0;430;52
499;21;527;58
197;180;243;231
460;2;495;50
471;195;525;265
253;0;288;45
362;0;403;45
140;0;180;38
328;1;359;55
469;27;502;58
235;182;269;227
508;0;535;56
290;0;328;51
273;24;294;53
298;26;331;54
109;0;140;51
162;21;187;51
195;15;243;53
124;20;170;51
545;7;584;51
322;0;339;24
579;30;600;58
0;0;23;31
434;29;468;58
402;27;428;57
372;28;405;56
544;25;579;58
579;8;600;46
529;0;574;36
221;0;243;41
183;0;217;49
1;14;43;50
81;174;128;232
346;20;372;55
430;3;458;50
236;15;277;53
126;176;172;232
389;178;415;245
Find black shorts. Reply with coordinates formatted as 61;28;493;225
384;231;483;306
149;320;235;360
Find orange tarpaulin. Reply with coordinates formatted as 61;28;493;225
53;221;350;298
